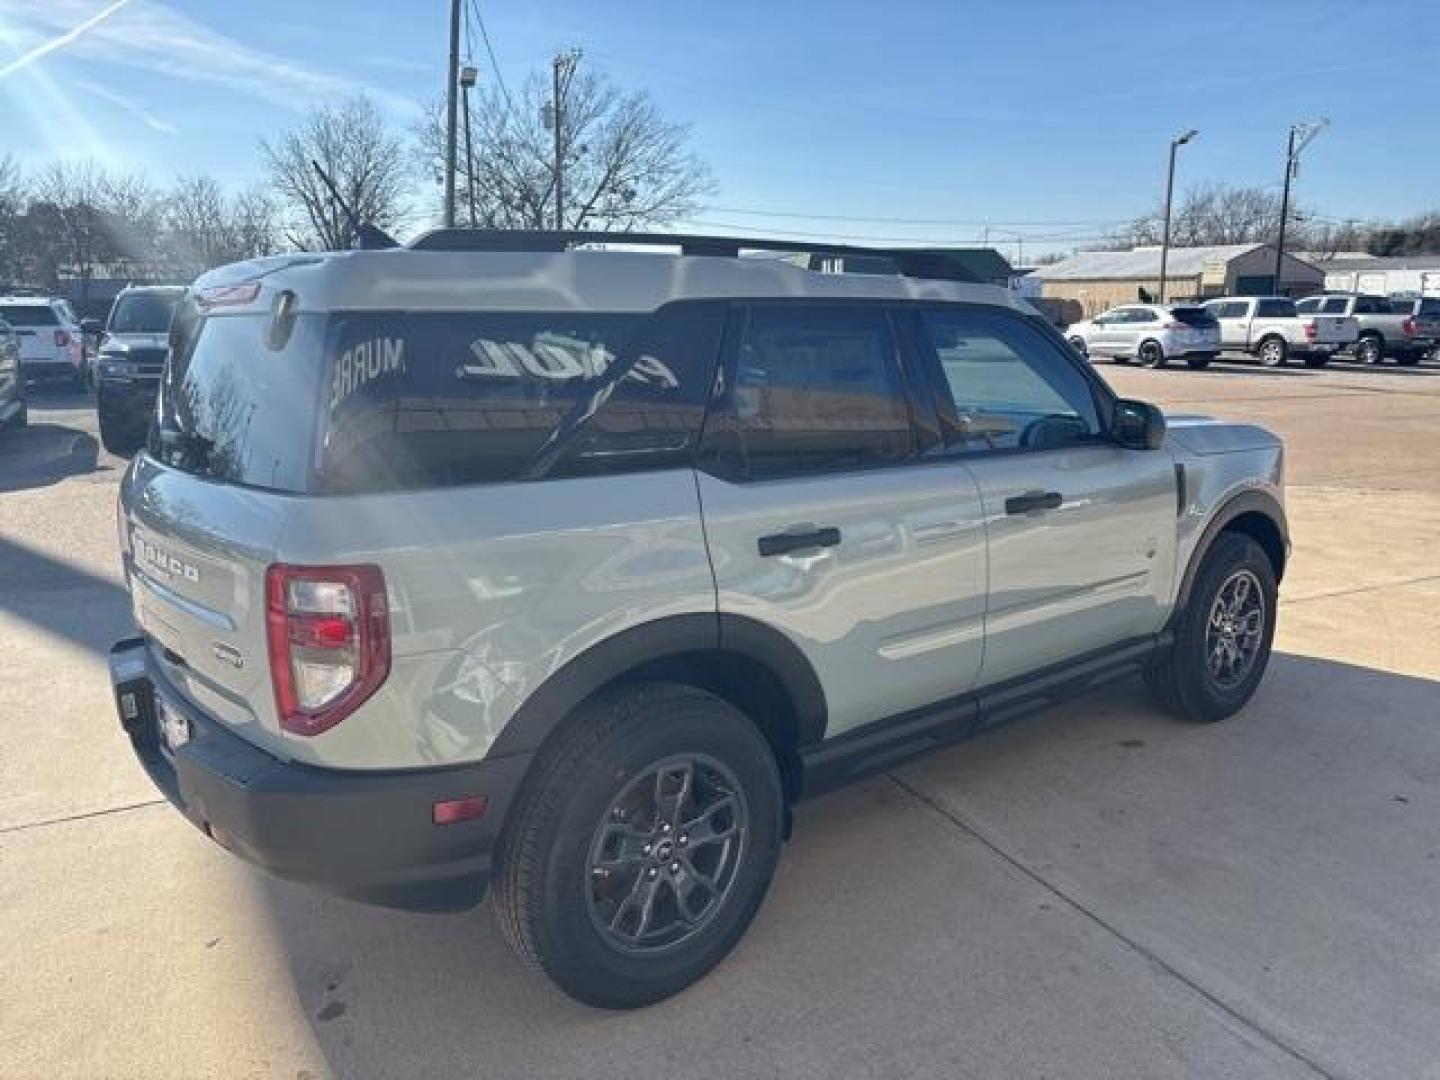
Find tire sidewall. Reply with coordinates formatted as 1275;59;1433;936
529;689;783;1007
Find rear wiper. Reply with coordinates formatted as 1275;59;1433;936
517;349;647;481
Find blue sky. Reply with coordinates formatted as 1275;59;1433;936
2;0;1437;255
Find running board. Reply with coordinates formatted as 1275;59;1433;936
798;635;1166;799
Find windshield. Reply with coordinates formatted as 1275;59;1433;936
109;293;180;334
0;304;57;326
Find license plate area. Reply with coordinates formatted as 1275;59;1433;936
156;693;191;757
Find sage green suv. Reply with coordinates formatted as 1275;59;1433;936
110;231;1287;1008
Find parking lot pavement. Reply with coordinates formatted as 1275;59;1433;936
3;359;1439;1080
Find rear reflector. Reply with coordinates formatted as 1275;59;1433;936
54;329;71;348
433;795;488;826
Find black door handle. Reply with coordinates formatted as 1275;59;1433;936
758;527;842;557
1005;491;1063;515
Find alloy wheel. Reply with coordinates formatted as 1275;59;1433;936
1205;569;1266;690
585;754;748;955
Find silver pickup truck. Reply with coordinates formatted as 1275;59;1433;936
1204;296;1357;368
1295;294;1433;366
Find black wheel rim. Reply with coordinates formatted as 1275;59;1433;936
1205;569;1266;689
585;754;748;955
1140;343;1161;367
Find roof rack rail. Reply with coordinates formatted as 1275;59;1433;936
406;228;986;283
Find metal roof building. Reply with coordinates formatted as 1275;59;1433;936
1032;243;1324;316
1320;255;1440;297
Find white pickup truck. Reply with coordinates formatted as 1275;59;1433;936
1204;296;1357;368
1295;294;1434;366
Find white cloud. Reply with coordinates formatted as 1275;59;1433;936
0;0;419;116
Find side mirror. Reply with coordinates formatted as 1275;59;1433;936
1113;399;1166;450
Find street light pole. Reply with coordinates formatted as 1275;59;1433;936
1274;119;1329;293
1158;129;1197;304
546;50;579;231
443;0;461;228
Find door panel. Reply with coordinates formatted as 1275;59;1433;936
698;466;986;737
964;446;1178;685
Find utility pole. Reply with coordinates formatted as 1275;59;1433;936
544;50;579;231
1274;119;1329;292
460;64;478;227
1158;129;1198;304
443;0;461;228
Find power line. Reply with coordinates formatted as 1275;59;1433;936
467;0;515;115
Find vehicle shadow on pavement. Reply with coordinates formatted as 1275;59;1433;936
250;652;1440;1080
0;422;106;493
0;535;131;656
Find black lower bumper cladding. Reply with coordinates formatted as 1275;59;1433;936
109;637;530;912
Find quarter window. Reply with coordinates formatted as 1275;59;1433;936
915;308;1100;453
703;304;913;480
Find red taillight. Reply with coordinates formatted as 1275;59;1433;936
54;329;71;347
1303;321;1318;340
265;564;390;736
1402;317;1416;338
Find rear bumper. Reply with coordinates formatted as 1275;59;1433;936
109;637;532;912
22;358;80;379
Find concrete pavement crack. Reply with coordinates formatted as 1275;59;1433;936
887;773;1344;1080
0;798;165;835
1282;572;1440;606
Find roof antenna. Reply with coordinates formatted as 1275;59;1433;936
310;159;397;250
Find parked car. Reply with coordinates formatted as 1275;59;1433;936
0;315;25;430
0;296;85;386
95;285;185;456
1202;295;1357;368
110;234;1288;1008
1294;294;1432;366
1065;303;1221;368
1385;297;1440;363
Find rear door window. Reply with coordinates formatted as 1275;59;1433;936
0;305;58;326
319;303;723;492
701;304;913;480
1322;298;1349;315
1255;299;1297;318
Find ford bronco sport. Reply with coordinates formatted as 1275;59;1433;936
110;231;1287;1008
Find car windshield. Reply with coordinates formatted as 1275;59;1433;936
109;293;180;333
0;304;58;326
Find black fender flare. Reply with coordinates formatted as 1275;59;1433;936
1171;488;1288;621
485;613;828;759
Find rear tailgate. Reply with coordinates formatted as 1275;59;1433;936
120;456;293;754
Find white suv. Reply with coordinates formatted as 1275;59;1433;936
109;232;1287;1008
0;296;85;385
1067;303;1222;368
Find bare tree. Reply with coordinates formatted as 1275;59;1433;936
0;155;29;283
165;176;278;273
261;95;410;250
31;159;108;297
1114;183;1290;249
418;60;713;231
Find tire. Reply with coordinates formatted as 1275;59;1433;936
1185;352;1215;370
1137;339;1166;368
1146;533;1277;723
493;682;784;1009
98;406;145;457
1356;334;1384;365
1302;352;1330;369
1256;336;1288;368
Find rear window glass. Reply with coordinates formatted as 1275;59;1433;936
1295;298;1319;313
1255;299;1296;318
110;293;180;334
1171;307;1218;326
319;304;722;493
0;304;58;326
1419;299;1440;317
153;312;326;492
